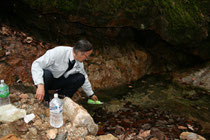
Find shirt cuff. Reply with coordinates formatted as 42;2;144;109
34;79;44;85
89;93;95;98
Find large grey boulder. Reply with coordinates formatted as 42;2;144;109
63;97;98;136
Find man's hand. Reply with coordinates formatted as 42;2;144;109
35;84;45;101
91;95;98;102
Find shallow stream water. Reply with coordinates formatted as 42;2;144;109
80;74;210;139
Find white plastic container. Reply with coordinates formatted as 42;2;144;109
0;80;10;106
50;93;63;128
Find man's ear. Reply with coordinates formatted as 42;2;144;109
73;49;78;55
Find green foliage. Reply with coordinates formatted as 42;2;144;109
22;0;80;12
21;0;202;23
21;0;205;43
51;0;78;12
21;0;152;16
86;0;152;16
153;0;203;39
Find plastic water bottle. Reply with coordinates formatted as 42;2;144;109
50;93;63;128
0;80;10;106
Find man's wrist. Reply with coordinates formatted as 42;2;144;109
89;94;95;98
37;84;44;88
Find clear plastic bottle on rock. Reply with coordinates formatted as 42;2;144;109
0;80;10;106
50;93;63;128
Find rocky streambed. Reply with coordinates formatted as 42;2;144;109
81;74;210;139
0;74;209;140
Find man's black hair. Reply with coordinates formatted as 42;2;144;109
73;40;93;54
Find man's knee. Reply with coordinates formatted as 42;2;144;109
77;73;85;86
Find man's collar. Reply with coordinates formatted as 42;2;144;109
70;49;75;62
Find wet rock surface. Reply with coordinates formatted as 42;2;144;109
172;63;210;92
93;102;203;139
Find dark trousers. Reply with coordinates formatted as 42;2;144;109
43;69;85;101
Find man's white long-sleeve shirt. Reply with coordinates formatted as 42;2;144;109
31;46;94;97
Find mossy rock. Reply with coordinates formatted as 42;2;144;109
6;0;209;45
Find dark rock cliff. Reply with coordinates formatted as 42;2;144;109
1;0;209;45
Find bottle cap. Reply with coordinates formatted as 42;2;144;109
54;93;58;98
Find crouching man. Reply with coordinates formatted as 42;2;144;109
31;40;98;102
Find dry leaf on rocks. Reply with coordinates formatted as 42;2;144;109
138;130;151;138
47;129;58;139
19;94;29;99
187;124;194;131
178;125;187;130
24;37;33;43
